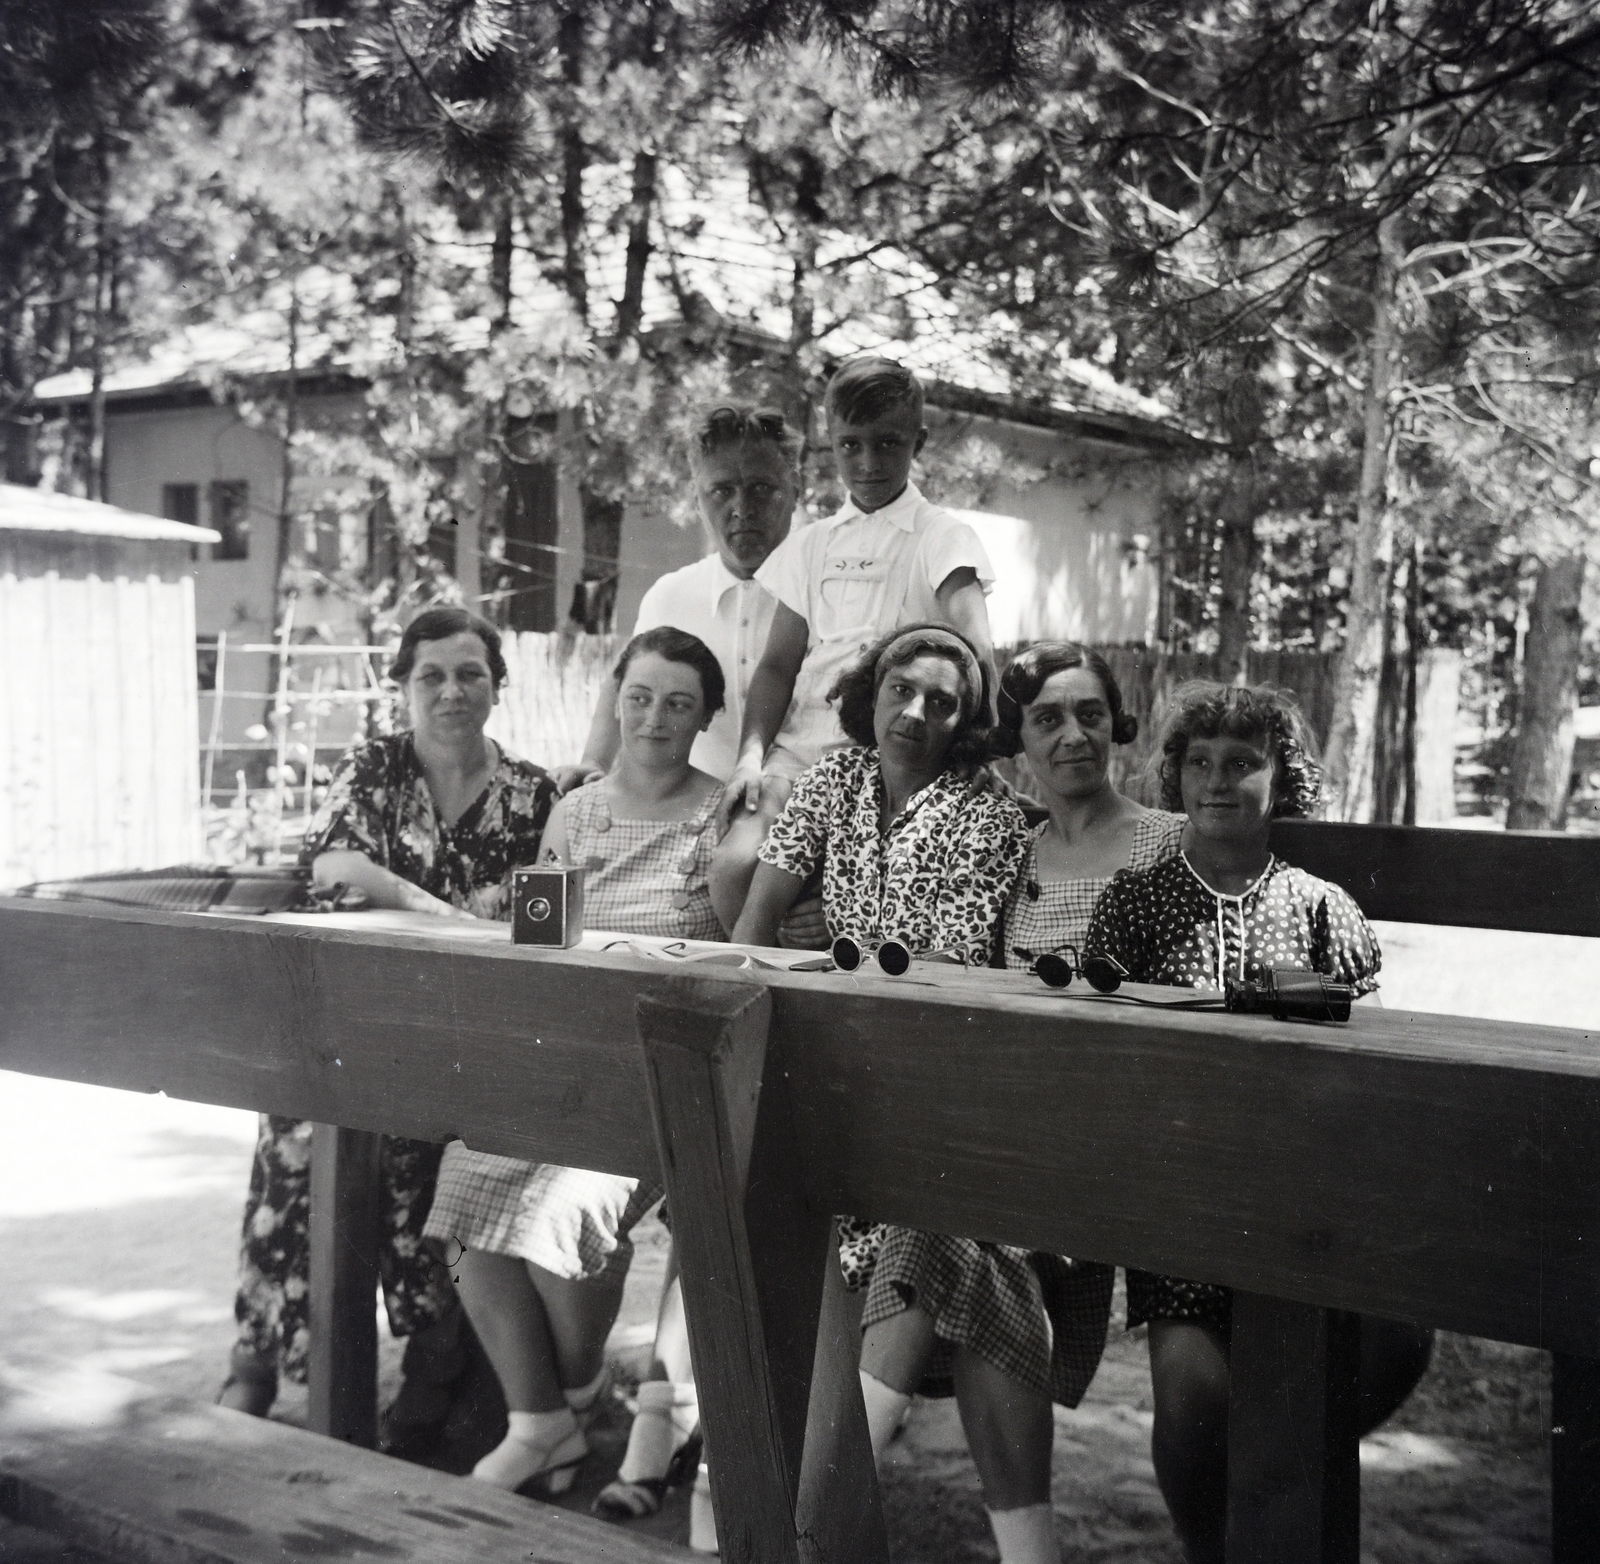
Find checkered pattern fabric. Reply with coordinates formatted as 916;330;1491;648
424;1150;661;1280
853;1225;1114;1407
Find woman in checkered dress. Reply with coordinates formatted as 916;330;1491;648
422;627;727;1497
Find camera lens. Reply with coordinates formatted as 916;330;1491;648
1035;952;1074;988
876;940;912;977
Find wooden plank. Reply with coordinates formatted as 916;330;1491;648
1225;1295;1360;1564
0;1373;693;1563
1270;818;1600;937
4;900;1599;1353
307;1124;380;1447
1552;1353;1600;1564
636;978;887;1564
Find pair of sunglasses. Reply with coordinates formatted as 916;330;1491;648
1012;943;1129;993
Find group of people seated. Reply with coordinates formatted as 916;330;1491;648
213;357;1433;1564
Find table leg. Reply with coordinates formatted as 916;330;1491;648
307;1123;381;1446
1225;1292;1360;1564
1553;1352;1600;1562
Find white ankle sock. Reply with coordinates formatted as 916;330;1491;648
858;1370;912;1466
471;1407;585;1489
987;1503;1059;1564
562;1363;610;1417
617;1379;699;1483
690;1461;718;1553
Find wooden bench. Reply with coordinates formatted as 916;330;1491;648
3;818;1599;1563
0;1370;693;1562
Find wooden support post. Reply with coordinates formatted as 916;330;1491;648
637;979;887;1564
307;1123;381;1446
1553;1353;1600;1562
1225;1293;1360;1564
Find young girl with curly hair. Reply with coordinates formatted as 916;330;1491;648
1083;681;1433;1564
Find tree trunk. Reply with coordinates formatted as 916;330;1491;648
1214;450;1261;681
87;137;111;502
558;7;587;322
1506;552;1585;831
615;149;656;345
1322;211;1402;821
489;193;513;334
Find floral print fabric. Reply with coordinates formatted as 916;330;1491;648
233;731;556;1378
301;731;555;917
757;745;1030;968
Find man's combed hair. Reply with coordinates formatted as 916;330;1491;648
829;622;993;775
613;626;726;717
391;606;508;690
685;402;803;473
824;355;925;427
1155;681;1322;818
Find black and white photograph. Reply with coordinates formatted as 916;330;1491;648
2;1;1598;1559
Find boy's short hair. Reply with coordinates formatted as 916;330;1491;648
1154;680;1322;818
685;402;803;474
824;356;925;427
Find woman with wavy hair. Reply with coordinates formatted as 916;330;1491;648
1084;681;1432;1564
733;624;1046;1562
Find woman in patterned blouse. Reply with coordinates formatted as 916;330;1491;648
1083;682;1432;1564
732;625;1045;1564
219;607;555;1453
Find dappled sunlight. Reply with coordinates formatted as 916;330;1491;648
38;1287;223;1325
1360;1431;1464;1472
0;1071;257;1219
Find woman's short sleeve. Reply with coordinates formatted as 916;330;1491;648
301;742;394;866
757;755;838;882
1084;871;1148;978
1314;883;1383;996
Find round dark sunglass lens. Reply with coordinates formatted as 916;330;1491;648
876;940;912;977
1036;953;1073;988
1082;954;1127;994
831;935;865;972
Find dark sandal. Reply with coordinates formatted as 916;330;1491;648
592;1430;703;1520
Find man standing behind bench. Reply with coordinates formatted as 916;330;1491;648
553;403;801;794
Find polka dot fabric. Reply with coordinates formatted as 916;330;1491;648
1084;854;1381;996
1084;852;1381;1332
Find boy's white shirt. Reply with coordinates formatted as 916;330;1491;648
754;481;994;769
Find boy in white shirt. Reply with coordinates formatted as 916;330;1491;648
709;356;996;930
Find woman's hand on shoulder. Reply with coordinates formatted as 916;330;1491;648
551;761;605;796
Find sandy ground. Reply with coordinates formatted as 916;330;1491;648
1;919;1594;1561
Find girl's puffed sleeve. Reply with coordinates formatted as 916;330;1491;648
1313;883;1382;996
757;754;837;884
932;794;1031;968
300;743;392;866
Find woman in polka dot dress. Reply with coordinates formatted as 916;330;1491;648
423;627;726;1500
1083;681;1433;1564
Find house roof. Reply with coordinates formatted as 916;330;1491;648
30;167;1203;453
0;483;221;543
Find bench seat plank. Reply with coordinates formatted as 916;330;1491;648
0;1375;692;1564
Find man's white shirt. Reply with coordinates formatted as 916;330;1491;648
632;552;778;781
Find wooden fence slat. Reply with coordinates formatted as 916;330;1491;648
307;1123;381;1447
1225;1295;1360;1564
1552;1353;1600;1564
636;978;887;1564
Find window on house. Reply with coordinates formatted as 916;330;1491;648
210;480;250;561
161;483;200;525
196;635;219;692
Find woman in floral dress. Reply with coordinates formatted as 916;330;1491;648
732;624;1048;1564
219;607;555;1449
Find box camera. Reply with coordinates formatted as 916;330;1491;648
512;865;585;948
